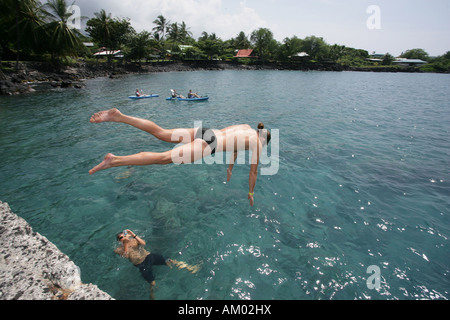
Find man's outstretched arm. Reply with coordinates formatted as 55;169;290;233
248;141;261;206
227;151;238;181
248;163;258;206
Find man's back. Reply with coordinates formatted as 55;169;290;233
214;125;260;153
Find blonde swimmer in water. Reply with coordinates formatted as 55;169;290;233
115;229;201;299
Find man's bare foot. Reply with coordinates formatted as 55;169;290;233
90;108;122;123
89;153;116;175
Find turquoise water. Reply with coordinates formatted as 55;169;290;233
0;70;449;300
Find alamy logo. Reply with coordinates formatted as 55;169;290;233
367;5;382;30
367;265;381;290
67;5;81;30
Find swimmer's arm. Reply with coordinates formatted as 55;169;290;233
227;152;238;181
135;235;146;246
248;163;258;206
128;230;146;246
248;146;260;206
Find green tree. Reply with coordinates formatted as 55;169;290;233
198;32;219;42
400;48;429;61
197;33;223;60
42;0;84;63
300;36;329;60
167;21;193;44
152;15;169;41
126;31;153;62
221;39;236;60
86;12;134;51
421;51;450;73
382;53;395;65
328;44;347;62
337;47;369;67
179;21;193;43
250;28;275;62
85;9;113;48
108;17;134;51
183;46;204;60
0;0;46;69
233;31;251;49
167;22;181;43
278;36;304;61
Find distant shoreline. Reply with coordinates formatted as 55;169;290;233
0;60;440;96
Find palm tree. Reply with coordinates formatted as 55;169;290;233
179;21;192;43
13;0;22;70
328;44;346;62
234;31;251;49
209;33;218;41
1;0;45;70
199;32;218;42
250;28;274;61
167;22;181;43
152;15;169;41
19;0;46;50
199;31;212;42
91;9;113;48
42;0;84;63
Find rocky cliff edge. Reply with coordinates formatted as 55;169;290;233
0;201;113;300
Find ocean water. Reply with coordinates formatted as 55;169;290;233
0;70;449;300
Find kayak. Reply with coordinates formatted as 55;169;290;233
166;96;209;101
129;94;159;99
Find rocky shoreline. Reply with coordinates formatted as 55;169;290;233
0;201;113;300
0;59;427;96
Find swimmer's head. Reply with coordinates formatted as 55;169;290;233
116;232;126;242
257;123;271;145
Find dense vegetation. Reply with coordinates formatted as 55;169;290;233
1;0;449;73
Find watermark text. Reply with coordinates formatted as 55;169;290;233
367;5;382;30
367;265;381;290
67;5;81;30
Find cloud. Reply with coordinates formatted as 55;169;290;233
147;0;269;39
74;0;268;39
70;0;449;55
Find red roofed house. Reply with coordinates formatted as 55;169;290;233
234;49;258;59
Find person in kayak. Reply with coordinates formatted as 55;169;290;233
171;89;185;99
187;90;201;98
88;108;271;206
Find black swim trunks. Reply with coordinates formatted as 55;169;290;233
135;253;167;283
195;127;217;155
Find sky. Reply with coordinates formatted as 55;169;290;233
69;0;450;56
